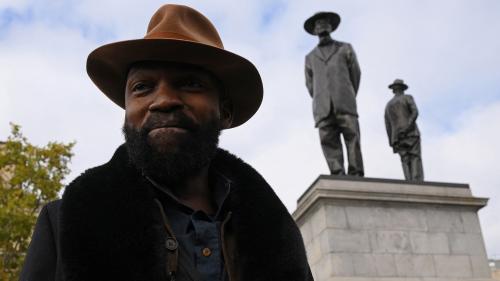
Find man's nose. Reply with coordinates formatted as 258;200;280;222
148;82;184;112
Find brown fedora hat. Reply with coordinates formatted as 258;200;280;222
87;4;263;128
388;79;409;91
304;11;341;35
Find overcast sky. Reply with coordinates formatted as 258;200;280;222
1;0;499;258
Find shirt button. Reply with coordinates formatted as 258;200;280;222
165;238;178;251
202;247;212;257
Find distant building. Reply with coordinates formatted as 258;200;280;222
490;259;500;281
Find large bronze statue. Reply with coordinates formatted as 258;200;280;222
384;79;424;181
304;12;364;176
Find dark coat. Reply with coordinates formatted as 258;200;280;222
305;40;361;126
20;144;313;281
384;94;420;152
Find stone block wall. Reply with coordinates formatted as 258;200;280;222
293;176;492;281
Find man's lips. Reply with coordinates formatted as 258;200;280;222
148;125;189;135
142;113;198;137
147;120;193;131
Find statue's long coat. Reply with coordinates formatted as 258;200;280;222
20;145;313;281
384;94;420;151
305;40;361;127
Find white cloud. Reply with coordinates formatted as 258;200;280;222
0;19;124;179
425;102;500;257
0;0;30;10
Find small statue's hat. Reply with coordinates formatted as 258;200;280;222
388;79;409;90
304;12;341;35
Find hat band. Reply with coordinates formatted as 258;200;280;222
144;31;223;49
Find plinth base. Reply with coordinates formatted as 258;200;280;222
293;176;492;281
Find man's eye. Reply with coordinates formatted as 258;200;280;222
180;79;206;91
132;82;152;93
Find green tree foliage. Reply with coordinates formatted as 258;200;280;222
0;123;74;280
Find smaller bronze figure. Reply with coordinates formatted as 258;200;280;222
385;79;424;181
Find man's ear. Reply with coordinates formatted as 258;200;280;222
219;99;233;129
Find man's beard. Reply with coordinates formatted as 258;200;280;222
122;112;221;186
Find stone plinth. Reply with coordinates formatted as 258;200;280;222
293;175;492;281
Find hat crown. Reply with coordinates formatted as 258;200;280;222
145;4;224;49
312;12;331;20
388;78;409;90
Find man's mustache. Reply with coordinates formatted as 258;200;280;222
141;112;199;133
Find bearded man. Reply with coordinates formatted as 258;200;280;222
20;4;312;281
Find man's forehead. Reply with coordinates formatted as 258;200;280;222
125;60;226;101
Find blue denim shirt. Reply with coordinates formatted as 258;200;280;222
147;170;231;281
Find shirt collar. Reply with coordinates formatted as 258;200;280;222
145;168;231;218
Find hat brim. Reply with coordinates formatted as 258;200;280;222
86;38;263;128
304;12;341;35
388;83;409;90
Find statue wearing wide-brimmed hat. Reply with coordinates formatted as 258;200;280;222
385;79;424;181
304;11;364;176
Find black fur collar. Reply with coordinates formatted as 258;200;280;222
60;144;310;281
